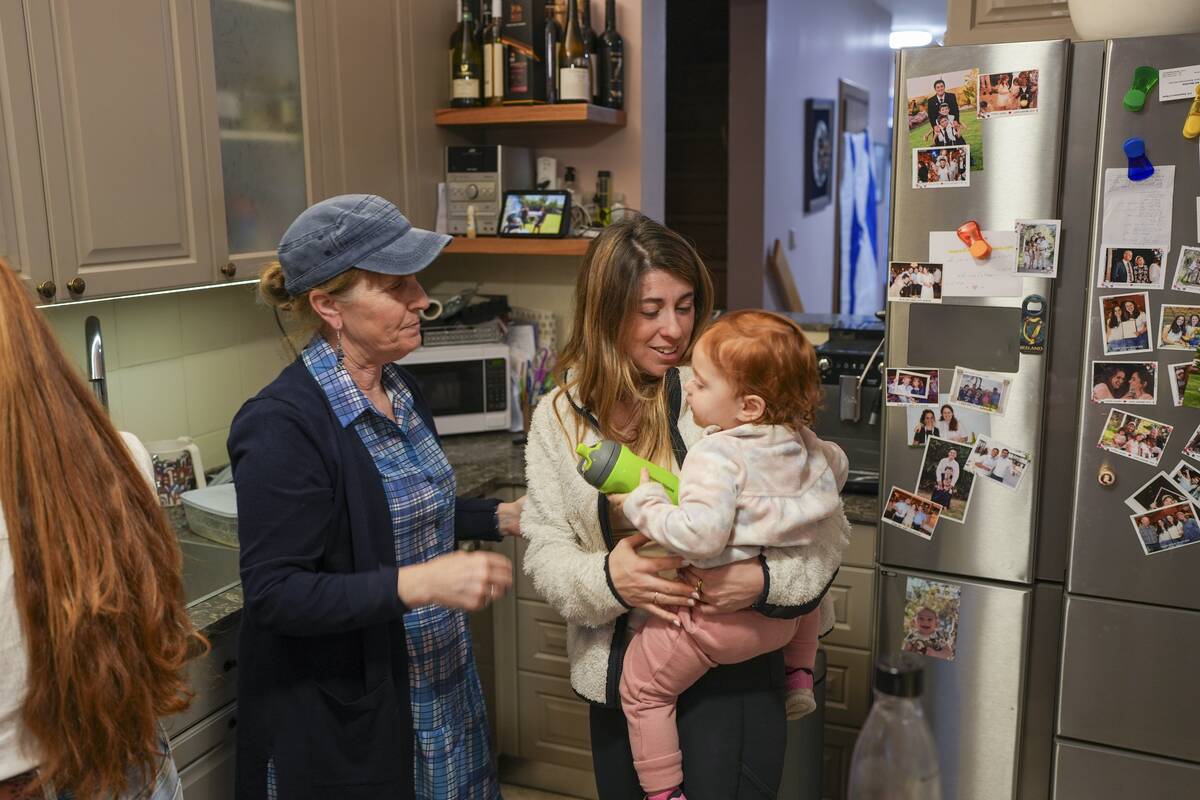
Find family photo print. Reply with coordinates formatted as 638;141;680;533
913;146;970;188
1170;246;1200;294
901;577;961;661
916;436;976;524
906;70;983;170
950;367;1012;415
977;69;1038;118
1098;246;1168;290
1129;501;1200;556
886;368;939;405
1014;219;1060;277
1097;409;1173;467
1157;305;1200;350
882;486;941;540
888;262;943;302
1098;292;1152;356
1090;361;1157;404
965;436;1030;491
907;400;990;448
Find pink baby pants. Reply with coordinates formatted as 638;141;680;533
619;606;821;793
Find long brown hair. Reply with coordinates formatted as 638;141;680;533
0;260;205;796
555;216;714;464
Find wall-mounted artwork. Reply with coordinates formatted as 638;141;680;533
804;98;834;212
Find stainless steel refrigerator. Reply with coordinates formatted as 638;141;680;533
877;34;1200;800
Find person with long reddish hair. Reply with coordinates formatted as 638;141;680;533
617;310;851;800
0;258;205;799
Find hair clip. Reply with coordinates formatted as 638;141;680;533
1123;137;1155;181
956;220;991;259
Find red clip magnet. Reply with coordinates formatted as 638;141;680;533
956;220;991;259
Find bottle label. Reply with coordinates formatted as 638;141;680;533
453;78;481;99
560;67;590;101
606;54;624;105
484;45;496;98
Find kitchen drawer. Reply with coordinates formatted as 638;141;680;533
821;566;875;650
178;711;237;800
1053;740;1200;800
822;724;860;800
518;599;571;678
517;672;593;771
845;522;877;568
172;701;236;771
822;644;872;728
163;613;239;737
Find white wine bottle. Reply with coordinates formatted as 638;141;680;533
559;0;590;103
483;0;505;106
451;0;483;107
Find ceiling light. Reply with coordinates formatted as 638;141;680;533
890;30;934;49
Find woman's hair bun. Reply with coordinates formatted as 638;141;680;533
258;262;292;309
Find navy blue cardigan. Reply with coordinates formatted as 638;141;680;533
227;359;501;799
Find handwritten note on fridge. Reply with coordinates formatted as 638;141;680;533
1101;166;1175;249
931;230;1021;298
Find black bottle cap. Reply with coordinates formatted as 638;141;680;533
873;652;924;698
598;169;611;177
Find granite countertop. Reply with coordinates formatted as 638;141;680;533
181;431;877;633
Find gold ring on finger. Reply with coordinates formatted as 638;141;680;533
653;591;660;605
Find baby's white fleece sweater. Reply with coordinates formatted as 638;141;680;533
624;424;849;568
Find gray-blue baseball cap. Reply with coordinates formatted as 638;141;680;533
277;194;452;295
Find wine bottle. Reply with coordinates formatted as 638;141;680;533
448;1;463;102
559;0;589;103
451;0;483;107
580;0;598;104
543;1;561;103
597;0;623;109
483;0;505;105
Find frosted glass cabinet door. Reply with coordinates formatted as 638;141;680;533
209;0;308;264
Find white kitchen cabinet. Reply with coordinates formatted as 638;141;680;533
0;2;54;299
26;0;219;301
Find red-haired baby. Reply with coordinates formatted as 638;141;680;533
619;310;851;800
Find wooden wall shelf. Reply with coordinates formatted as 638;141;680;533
435;103;626;127
442;237;591;256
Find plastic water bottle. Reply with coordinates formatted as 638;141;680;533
847;653;941;800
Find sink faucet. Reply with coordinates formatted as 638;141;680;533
85;315;107;410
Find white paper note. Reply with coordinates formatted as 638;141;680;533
1159;65;1200;102
1101;166;1175;249
930;230;1022;298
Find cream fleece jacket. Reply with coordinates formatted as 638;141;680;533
521;370;850;705
623;424;849;568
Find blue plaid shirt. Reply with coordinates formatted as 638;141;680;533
267;337;497;799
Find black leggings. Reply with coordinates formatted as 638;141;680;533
588;650;786;800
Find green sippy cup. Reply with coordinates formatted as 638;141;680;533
575;440;680;504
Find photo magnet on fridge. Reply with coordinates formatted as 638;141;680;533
906;69;983;170
1157;304;1200;350
888;262;943;302
1181;422;1200;463
1098;292;1153;356
885;368;939;405
901;577;960;661
949;367;1012;416
1090;361;1157;404
1014;220;1060;278
915;436;975;524
1184;348;1200;408
964;436;1030;491
1098;246;1169;290
1168;460;1200;502
1129;501;1200;556
977;69;1039;118
1124;471;1189;514
1170;246;1200;294
906;396;990;449
881;486;941;540
1168;361;1194;407
1096;409;1173;467
1020;294;1048;355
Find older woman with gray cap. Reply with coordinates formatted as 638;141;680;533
228;194;521;800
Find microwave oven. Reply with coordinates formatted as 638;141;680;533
396;342;511;435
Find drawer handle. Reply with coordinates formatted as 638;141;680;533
222;659;238;672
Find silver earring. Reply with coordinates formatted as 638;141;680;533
335;328;345;369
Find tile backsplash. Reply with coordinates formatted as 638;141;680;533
41;284;294;472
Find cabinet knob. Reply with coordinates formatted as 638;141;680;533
36;280;56;299
1097;465;1117;487
66;277;85;295
817;357;832;375
220;262;237;278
